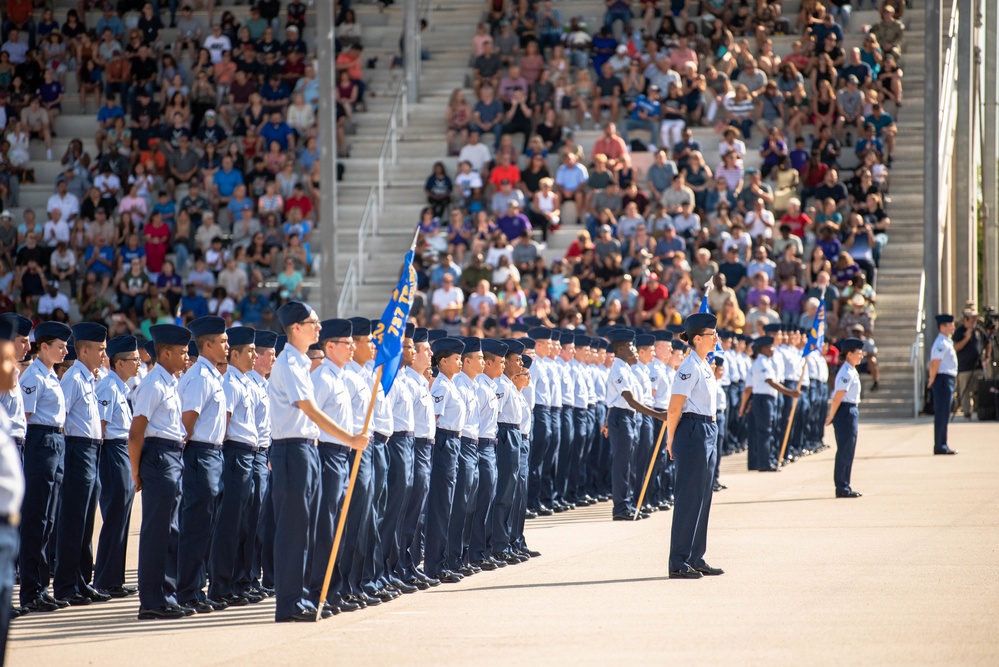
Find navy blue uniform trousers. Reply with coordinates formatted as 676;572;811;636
668;416;718;572
54;436;101;599
832;403;859;493
382;432;414;586
398;437;432;582
309;442;350;605
207;443;256;600
527;405;550;510
361;437;389;595
18;427;64;605
490;425;521;557
932;374;955;452
748;395;776;471
137;438;183;611
176;445;223;605
447;436;479;570
608;407;637;517
468;440;497;563
423;430;460;576
94;439;134;590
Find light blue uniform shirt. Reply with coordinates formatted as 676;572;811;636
672;352;718;416
772;349;786;383
548;357;563;406
454;372;480;440
649;358;672;410
312;360;354;445
568;359;590;408
0;367;26;438
796;347;810;387
20;359;66;428
781;346;803;381
605;358;639;411
246;370;271;448
404;366;436;440
431;373;466;433
132;364;186;441
0;410;24;517
523;371;535;417
556;357;574;407
386;367;415;434
716;380;727;412
341;362;371;435
178;355;228;445
931;333;959;377
223;367;258;446
517;389;532;436
476;374;500;440
532;357;553;407
62;361;102;439
496;374;522;425
750;355;778;397
96;371;132;441
634;361;653;405
361;360;393;437
268;345;320;441
591;364;608;405
834;362;862;404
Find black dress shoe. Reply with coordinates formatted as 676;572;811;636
457;566;476;577
186;600;215;613
337;598;362;612
373;588;400;602
421;574;441;587
81;585;112;602
475;559;498;571
175;604;196;616
490;556;508;568
260;585;275;597
526;549;541;558
345;594;368;609
222;594;250;607
22;597;59;613
934;447;958;455
11;606;20;619
242;590;264;603
41;593;69;609
321;602;339;619
138;605;188;620
536;506;554;516
100;586;138;599
60;594;93;606
278;609;318;623
693;564;725;576
713;482;727;491
657;501;673;511
612;514;637;521
393;580;419;594
358;593;382;606
406;577;430;591
552;503;567;513
836;490;862;498
436;571;463;584
669;566;703;579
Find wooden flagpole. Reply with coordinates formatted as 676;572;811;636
777;356;809;467
315;366;383;620
633;421;667;520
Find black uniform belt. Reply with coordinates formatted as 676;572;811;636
371;432;390;444
272;438;315;447
608;406;635;416
436;428;460;439
841;402;858;408
225;439;261;453
187;440;224;451
681;413;716;423
415;437;433;446
144;436;184;450
28;424;63;434
477;438;497;447
102;438;126;446
533;405;550;413
392;431;415;438
318;441;352;455
460;436;478;445
65;436;101;447
497;422;519;429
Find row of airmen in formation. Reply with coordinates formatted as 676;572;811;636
0;301;879;623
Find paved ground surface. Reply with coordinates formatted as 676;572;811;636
8;419;999;666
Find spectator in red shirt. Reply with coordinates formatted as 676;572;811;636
488;152;521;192
780;197;811;238
635;272;669;326
285;183;313;221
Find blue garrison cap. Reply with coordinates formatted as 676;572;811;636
347;317;372;336
671;340;688;353
144;340;157;359
666;324;685;336
106;335;137;358
752;336;775;351
719;330;735;340
277;301;314;329
839;337;864;353
227;326;256;347
652;330;672;342
935;314;954;325
595;325;613;338
519;337;535;350
413;327;429;344
63;343;76;362
275;335;287;355
510;322;530;334
763;322;782;334
592;339;608;351
521;354;533;369
573;333;590;347
607;329;635;344
1;313;32;337
481;339;509;356
684;313;717;335
405;322;415;339
320;319;352;340
308;342;323;352
254;330;278;348
188;341;200;358
798;327;810;336
150;323;192;347
35;321;73;342
431;338;465;356
428;329;448;342
522;316;542;327
0;317;15;341
71;322;107;343
528;327;554;340
713;356;725;367
461;337;481;354
503;339;525;356
635;333;655;348
189;316;226;339
559;330;576;345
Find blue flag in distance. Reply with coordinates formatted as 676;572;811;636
372;248;417;395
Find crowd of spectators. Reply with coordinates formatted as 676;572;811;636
0;0;376;339
414;0;905;381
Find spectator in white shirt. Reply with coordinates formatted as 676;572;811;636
203;24;231;64
743;197;775;240
670;201;701;238
457;130;493;173
37;281;71;316
42;209;71;248
431;273;465;314
47;181;81;222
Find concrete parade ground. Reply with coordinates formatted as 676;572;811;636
8;420;998;666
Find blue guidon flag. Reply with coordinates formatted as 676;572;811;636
698;292;723;363
805;295;826;355
372;246;418;395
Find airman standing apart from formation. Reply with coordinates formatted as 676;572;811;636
927;314;959;456
826;338;865;498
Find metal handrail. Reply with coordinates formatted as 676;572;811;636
357;186;378;283
911;270;927;418
337;258;358;316
377;81;409;217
